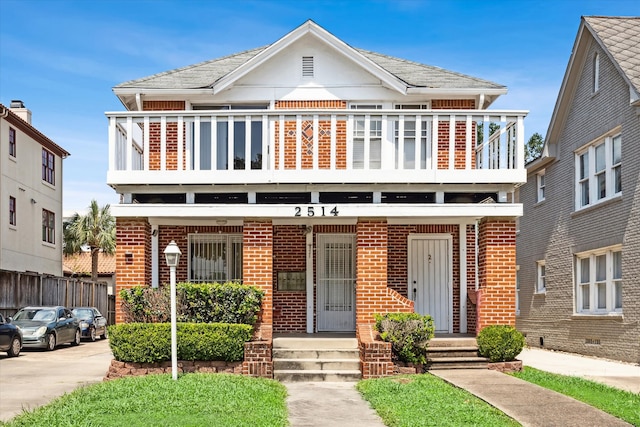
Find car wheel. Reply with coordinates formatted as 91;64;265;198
90;327;96;342
100;328;108;340
7;337;21;357
71;329;81;346
46;333;56;351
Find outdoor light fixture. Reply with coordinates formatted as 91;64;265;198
164;240;181;380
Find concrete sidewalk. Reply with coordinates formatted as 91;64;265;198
518;347;640;393
431;369;632;427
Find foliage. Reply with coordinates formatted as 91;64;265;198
476;122;501;145
374;313;434;364
177;282;263;325
108;322;253;363
512;367;640;426
2;374;288;427
525;132;545;163
119;282;263;325
357;374;519;427
63;199;116;282
476;325;525;362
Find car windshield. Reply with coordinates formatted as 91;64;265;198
14;309;56;322
72;309;93;319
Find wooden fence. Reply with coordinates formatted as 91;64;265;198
0;270;111;324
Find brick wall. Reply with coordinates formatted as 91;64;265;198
477;219;516;331
243;221;273;328
115;218;151;323
143;101;185;171
357;324;394;379
273;225;307;332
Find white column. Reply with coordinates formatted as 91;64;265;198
459;224;468;333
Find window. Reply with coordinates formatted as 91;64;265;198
536;170;546;202
188;234;242;282
302;56;314;78
42;148;55;185
9;196;16;226
575;133;621;209
536;261;546;293
42;209;55;244
9;127;16;157
575;247;622;314
351;105;382;169
593;53;599;93
394;104;431;169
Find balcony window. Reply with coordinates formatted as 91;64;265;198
575;247;622;314
42;148;55;185
188;234;242;283
575;133;621;210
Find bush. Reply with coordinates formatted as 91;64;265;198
374;313;434;364
477;325;525;362
119;282;263;325
108;322;253;363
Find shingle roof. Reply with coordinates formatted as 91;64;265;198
63;253;115;276
115;46;504;91
584;16;640;93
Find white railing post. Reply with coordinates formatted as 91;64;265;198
516;115;525;170
143;116;150;171
126;116;133;172
108;116;116;171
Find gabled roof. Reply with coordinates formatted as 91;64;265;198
529;16;640;172
114;20;504;96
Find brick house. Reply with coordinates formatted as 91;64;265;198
516;16;640;363
108;21;525;366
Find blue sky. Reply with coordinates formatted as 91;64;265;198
1;0;638;215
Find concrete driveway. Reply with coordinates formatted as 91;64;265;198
0;338;113;421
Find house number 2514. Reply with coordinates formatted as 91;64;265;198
294;206;339;217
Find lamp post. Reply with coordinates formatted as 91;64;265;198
164;240;181;380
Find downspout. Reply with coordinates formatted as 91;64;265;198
475;221;479;291
135;93;143;111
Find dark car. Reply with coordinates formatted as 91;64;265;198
0;313;22;357
12;306;80;350
72;307;108;341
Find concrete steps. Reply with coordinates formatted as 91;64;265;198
426;336;489;370
273;336;361;382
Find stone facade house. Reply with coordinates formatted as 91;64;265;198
517;16;640;363
107;21;526;374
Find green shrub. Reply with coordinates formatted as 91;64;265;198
108;322;253;363
374;312;434;364
119;282;263;325
477;325;525;362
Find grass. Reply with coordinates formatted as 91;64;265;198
1;373;288;427
357;374;519;427
511;367;640;426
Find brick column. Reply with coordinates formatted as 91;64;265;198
356;220;389;325
476;219;517;331
243;221;273;327
115;218;151;324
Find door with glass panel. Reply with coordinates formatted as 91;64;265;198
316;234;356;332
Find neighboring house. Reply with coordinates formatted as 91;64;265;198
108;21;526;339
1;101;70;276
63;252;116;294
517;16;640;363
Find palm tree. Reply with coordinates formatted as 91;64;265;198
64;200;116;282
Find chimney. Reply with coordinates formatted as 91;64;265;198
9;100;32;124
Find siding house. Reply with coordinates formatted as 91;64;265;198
108;21;526;366
1;101;70;276
517;16;640;363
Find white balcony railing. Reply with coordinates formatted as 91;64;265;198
106;109;526;186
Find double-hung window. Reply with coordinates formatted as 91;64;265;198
188;234;242;283
536;170;546;202
9;127;16;157
575;247;622;314
351;104;382;169
536;261;546;293
42;148;55;185
9;196;16;226
42;209;55;244
575;133;621;209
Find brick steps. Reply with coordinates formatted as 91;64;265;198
426;337;489;370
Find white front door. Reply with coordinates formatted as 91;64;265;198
409;235;452;333
316;234;356;332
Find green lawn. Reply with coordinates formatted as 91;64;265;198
1;374;288;427
357;374;519;427
511;367;640;426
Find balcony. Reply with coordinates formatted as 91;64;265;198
106;109;527;188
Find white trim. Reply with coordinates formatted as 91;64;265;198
536;170;546;203
459;224;467;333
306;228;314;333
536;260;546;294
575;245;622;315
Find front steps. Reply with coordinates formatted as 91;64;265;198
273;336;361;382
426;336;489;370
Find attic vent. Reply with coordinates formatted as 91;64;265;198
302;56;314;77
585;338;601;345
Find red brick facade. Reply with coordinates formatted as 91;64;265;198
243;221;273;328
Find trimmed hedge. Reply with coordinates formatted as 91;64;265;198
477;325;525;362
108;322;253;363
374;312;435;364
119;282;263;325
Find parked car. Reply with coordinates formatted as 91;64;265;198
0;313;22;357
12;306;80;350
72;307;108;341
